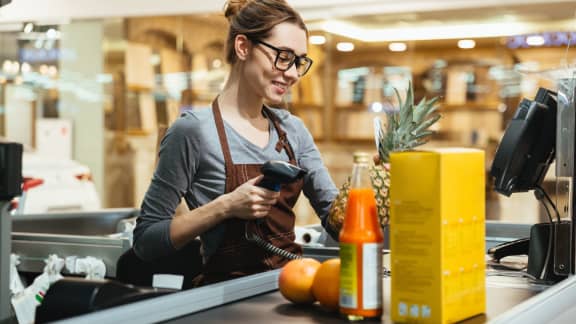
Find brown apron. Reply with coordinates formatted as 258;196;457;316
192;99;304;286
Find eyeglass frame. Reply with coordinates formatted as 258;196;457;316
251;38;313;77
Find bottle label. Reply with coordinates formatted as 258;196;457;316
339;243;358;308
339;242;383;310
362;243;383;309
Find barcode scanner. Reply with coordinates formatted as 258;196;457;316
256;160;307;191
246;160;307;260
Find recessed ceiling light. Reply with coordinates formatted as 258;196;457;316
370;102;383;113
457;39;476;49
388;42;407;52
336;42;354;52
309;35;326;45
526;35;545;46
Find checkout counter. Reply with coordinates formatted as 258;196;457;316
2;168;576;322
8;221;573;324
1;174;576;323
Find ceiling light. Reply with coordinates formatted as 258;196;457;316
321;20;536;42
457;39;476;49
388;42;407;52
309;35;326;45
336;42;354;52
526;35;545;46
370;102;383;113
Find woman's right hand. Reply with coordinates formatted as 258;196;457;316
220;175;280;220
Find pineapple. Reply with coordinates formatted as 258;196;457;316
376;81;441;163
328;81;441;232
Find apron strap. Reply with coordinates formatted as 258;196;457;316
263;107;297;165
212;99;234;175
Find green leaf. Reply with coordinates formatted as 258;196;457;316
412;114;441;135
410;130;434;140
376;82;442;162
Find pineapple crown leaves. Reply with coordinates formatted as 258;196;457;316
377;81;441;163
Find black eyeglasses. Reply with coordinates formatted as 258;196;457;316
253;39;313;77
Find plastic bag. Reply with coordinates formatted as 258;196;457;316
66;256;106;280
10;254;25;296
11;255;64;324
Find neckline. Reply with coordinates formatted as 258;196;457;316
222;118;273;150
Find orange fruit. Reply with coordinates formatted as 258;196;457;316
312;258;340;311
278;258;321;304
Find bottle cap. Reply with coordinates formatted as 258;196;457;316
353;152;371;163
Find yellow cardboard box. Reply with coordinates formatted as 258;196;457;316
390;148;485;323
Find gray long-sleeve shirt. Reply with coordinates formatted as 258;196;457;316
133;106;338;261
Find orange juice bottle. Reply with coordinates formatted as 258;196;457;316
339;152;383;320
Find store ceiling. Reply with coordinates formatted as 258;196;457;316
0;0;574;24
0;0;574;48
341;3;576;27
304;2;576;44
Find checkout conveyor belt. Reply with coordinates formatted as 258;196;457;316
55;267;576;324
55;246;576;324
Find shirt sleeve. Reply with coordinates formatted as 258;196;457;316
293;118;340;241
133;117;198;261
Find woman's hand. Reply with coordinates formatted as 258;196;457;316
220;175;280;220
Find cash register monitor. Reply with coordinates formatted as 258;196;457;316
489;88;568;282
490;88;558;196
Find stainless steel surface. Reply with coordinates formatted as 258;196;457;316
556;78;575;178
313;221;531;251
302;245;339;262
1;202;13;322
10;208;137;277
12;208;138;235
56;269;281;324
490;275;576;324
12;233;130;277
485;221;531;250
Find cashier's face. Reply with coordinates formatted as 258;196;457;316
237;22;308;104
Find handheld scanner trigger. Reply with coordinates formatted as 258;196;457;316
257;160;307;192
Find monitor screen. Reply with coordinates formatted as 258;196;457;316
490;88;558;196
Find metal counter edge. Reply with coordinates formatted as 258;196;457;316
55;269;281;324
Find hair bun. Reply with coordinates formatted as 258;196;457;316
224;0;251;22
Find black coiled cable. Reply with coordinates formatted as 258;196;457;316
245;222;301;260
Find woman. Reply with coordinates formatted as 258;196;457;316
133;0;338;286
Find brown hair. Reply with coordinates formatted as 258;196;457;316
223;0;308;64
